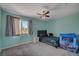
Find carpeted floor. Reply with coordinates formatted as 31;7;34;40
0;42;78;56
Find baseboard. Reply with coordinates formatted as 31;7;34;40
1;40;32;50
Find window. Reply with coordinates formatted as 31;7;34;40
6;15;32;36
21;20;29;34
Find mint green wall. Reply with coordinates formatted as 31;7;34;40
48;13;79;36
32;19;47;36
1;10;47;49
0;9;2;49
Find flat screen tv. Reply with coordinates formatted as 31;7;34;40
37;30;47;37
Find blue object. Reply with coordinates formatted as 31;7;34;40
60;33;78;53
60;33;77;38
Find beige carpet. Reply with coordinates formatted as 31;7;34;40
0;42;78;56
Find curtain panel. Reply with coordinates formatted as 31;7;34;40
6;15;16;36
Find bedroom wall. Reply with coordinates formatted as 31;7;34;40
1;10;47;49
48;13;79;37
0;9;2;49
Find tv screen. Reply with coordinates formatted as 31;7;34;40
37;30;47;37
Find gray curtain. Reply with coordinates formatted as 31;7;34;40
6;15;15;36
29;20;32;35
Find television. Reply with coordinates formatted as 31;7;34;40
37;30;47;37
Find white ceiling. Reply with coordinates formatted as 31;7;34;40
0;3;79;20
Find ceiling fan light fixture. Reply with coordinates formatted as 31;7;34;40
37;10;50;20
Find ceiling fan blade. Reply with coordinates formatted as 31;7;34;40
45;11;50;14
45;15;50;17
37;13;42;15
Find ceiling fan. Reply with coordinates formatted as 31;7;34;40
37;10;50;19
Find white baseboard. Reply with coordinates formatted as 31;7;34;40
1;40;32;50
